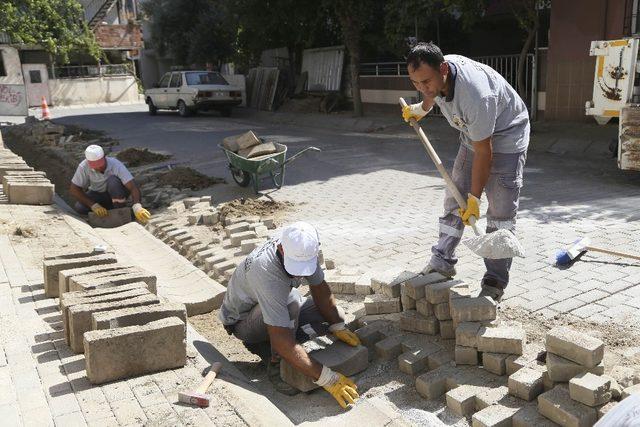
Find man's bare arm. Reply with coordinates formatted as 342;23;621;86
309;282;342;325
69;183;94;208
470;138;493;197
268;325;322;379
124;180;142;204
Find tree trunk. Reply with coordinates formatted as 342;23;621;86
517;27;535;101
337;11;363;117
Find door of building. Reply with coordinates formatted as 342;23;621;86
21;64;51;107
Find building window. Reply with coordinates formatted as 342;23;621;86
29;70;42;84
0;51;6;77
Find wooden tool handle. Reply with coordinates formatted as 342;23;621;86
195;362;222;394
586;246;640;261
399;97;482;236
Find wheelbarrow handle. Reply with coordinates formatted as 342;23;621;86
283;146;321;165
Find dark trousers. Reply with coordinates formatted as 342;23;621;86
74;175;130;215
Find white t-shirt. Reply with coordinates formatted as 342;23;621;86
71;157;134;192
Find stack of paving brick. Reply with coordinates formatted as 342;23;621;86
43;250;187;384
0;149;54;205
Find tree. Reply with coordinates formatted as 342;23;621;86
142;0;236;67
384;0;443;54
0;0;100;63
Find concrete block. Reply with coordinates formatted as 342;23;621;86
403;272;447;299
400;291;416;311
92;302;187;330
455;345;479;365
415;364;457;400
7;181;54;204
364;294;401;315
354;275;373;295
354;322;385;348
69;270;157;294
375;334;405;360
225;221;250;237
204;254;228;270
472;404;519;427
416;298;433;317
512;404;560;427
398;342;442;376
474;386;510;410
569;373;611;407
434;302;452;320
446;385;484;417
177;238;201;256
254;225;269;238
508;367;544;401
449;283;472;301
325;270;357;294
186;211;203;225
58;263;131;298
478;326;525;355
186;243;208;260
429;350;454;370
456;322;482;348
440;320;455;339
546;353;604;382
371;269;419;298
43;254;118;297
546;327;604;368
202;211;219;225
64;266;136;290
399;310;439;335
88;207;132;229
69;294;160;353
84;317;186;384
61;281;148;312
451;296;497;323
280;336;368;392
426;279;465;304
240;238;264;255
622;383;640;399
483;352;510;376
230;230;258;247
537;385;598;427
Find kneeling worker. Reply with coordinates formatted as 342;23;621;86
219;221;360;409
70;145;151;223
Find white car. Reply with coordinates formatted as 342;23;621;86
145;71;243;117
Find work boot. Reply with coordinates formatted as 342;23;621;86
267;359;299;396
479;278;504;302
421;263;457;278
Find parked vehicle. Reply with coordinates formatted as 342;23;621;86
145;71;243;117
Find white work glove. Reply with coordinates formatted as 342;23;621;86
402;102;430;122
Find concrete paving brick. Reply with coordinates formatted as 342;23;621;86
434;302;452;320
230;230;258;247
545;326;604;368
416;298;434;317
569;372;611;407
43;254;118;297
483;352;510;376
426;279;465;304
478;326;525;355
325;270;357;294
7;181;54;205
512;404;559;427
429;349;454;370
537;385;598;427
375;334;405;360
280;336;368;391
240;238;264;255
451;296;497;323
69;293;160;353
399;310;439;335
58;263;132;299
440;320;455;339
92;302;187;330
69;270;157;294
449;283;471;302
354;322;385;348
84;317;186;384
508;367;544;401
457;322;482;348
371;269;419;298
472;403;519;427
398;349;428;376
88;207;132;229
446;384;485;417
400;290;416;311
455;345;479;365
224;221;250;237
403;272;447;299
546;353;604;382
364;294;401;315
415;364;457;400
474;386;510;410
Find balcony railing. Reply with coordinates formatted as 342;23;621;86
52;64;133;79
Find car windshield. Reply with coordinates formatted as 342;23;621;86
185;72;228;86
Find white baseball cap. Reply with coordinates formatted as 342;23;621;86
85;145;105;162
281;221;320;276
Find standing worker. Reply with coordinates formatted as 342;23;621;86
219;221;360;409
402;42;529;301
70;145;151;224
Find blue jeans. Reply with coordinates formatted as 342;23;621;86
74;175;130;215
430;144;527;288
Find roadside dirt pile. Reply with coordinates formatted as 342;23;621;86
115;147;171;167
157;167;226;190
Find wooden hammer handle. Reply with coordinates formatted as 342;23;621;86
586;246;640;261
195;362;222;394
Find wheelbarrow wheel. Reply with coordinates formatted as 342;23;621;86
230;166;251;187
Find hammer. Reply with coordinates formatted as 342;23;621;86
556;237;640;266
178;362;222;407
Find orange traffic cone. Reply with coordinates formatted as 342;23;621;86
41;96;51;120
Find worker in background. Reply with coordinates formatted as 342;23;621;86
219;221;360;409
402;42;529;302
69;144;151;224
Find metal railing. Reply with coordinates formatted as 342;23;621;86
360;62;409;76
52;64;133;79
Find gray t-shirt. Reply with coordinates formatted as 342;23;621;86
218;237;325;328
434;54;530;154
71;157;134;193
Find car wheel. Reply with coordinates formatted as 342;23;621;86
221;107;232;118
178;100;191;117
147;98;158;116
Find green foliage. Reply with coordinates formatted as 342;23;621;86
384;0;440;52
0;0;101;63
142;0;237;67
442;0;487;30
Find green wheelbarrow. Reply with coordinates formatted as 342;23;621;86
219;142;321;193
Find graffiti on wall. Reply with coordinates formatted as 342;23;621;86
0;84;28;115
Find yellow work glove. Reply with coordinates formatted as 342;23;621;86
329;322;361;347
132;203;151;224
458;194;480;226
91;203;108;217
402;102;428;123
315;366;359;409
